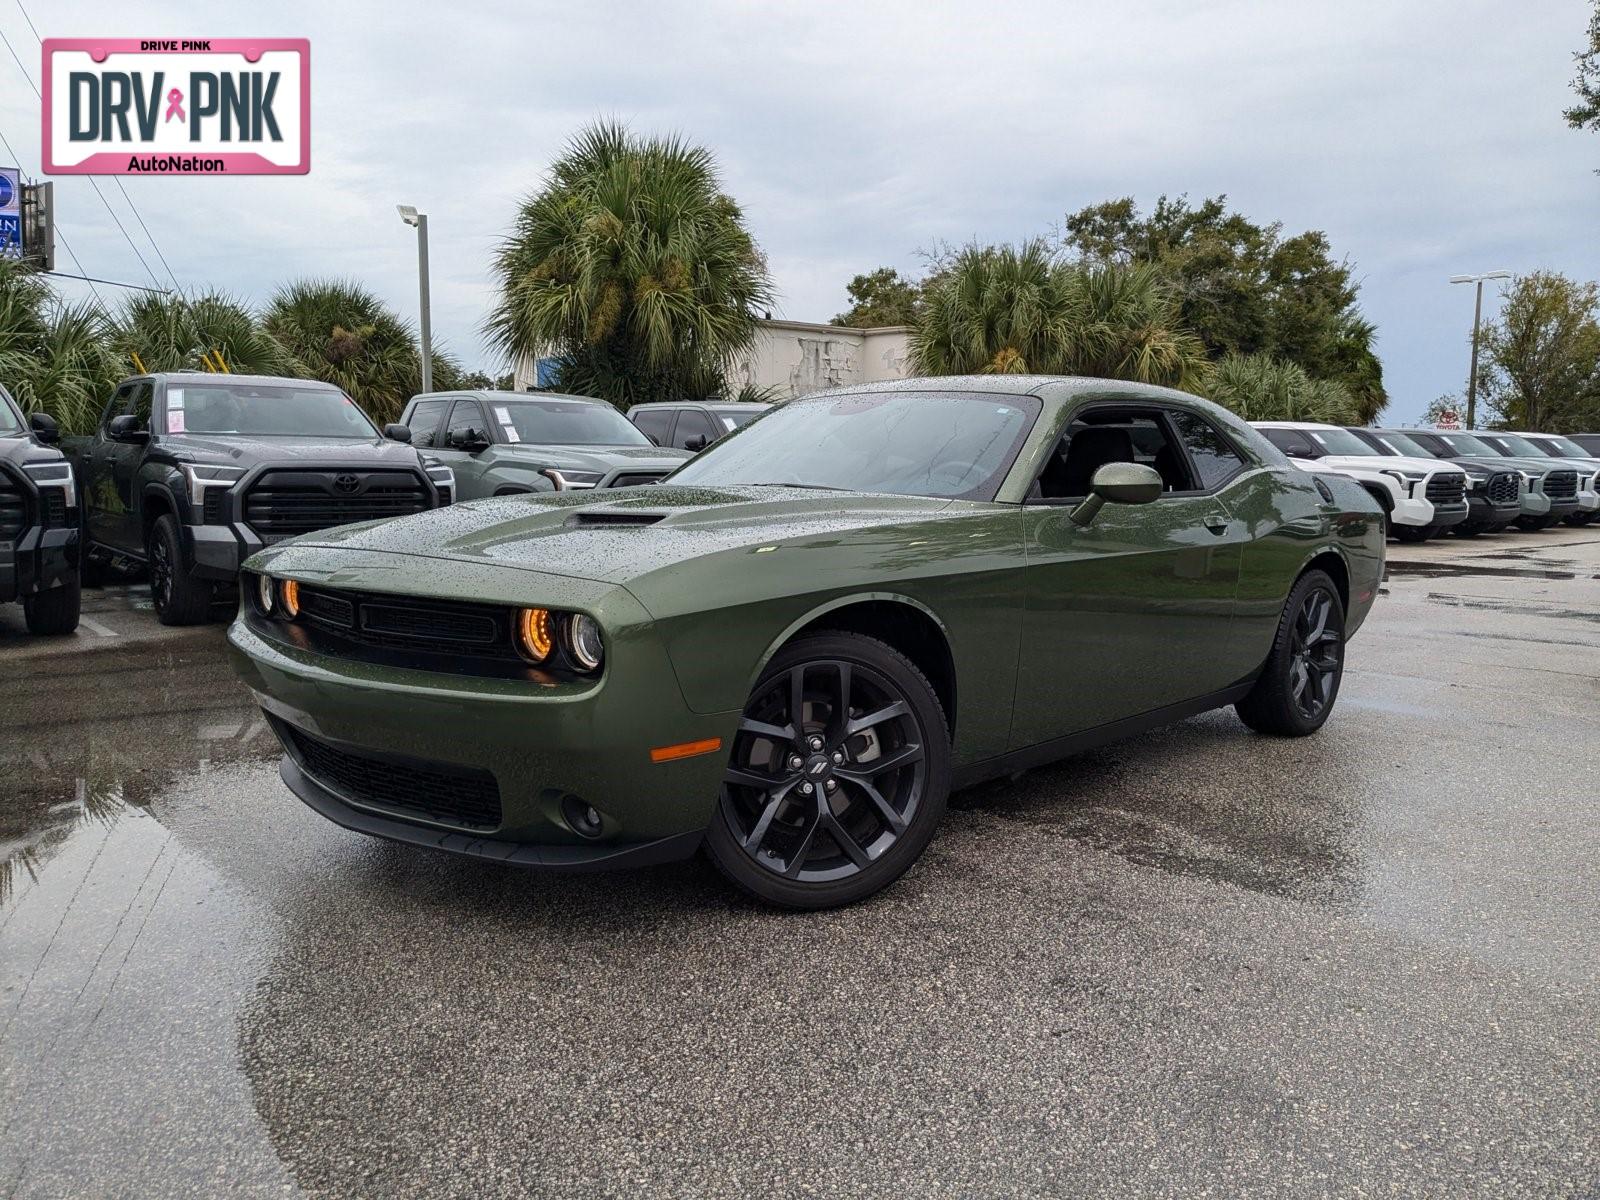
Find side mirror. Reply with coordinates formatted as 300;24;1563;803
683;434;708;452
449;428;489;453
30;412;60;444
383;423;412;443
1069;462;1163;527
107;413;149;443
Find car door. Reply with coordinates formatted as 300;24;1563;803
401;397;450;449
85;380;151;552
630;406;675;448
109;380;154;551
671;408;721;451
1009;401;1250;749
431;398;496;497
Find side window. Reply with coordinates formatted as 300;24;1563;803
101;384;135;428
405;399;448;448
631;408;674;446
1263;428;1315;459
445;400;488;447
1170;411;1247;489
1037;408;1192;501
672;409;720;449
129;381;153;431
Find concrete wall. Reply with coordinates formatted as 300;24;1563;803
514;319;914;398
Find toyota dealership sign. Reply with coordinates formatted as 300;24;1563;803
42;38;309;175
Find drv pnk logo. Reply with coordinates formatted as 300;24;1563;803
42;39;309;175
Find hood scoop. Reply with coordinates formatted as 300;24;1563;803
567;509;668;528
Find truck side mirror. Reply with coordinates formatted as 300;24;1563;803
683;434;708;451
107;413;149;443
383;423;412;443
29;412;60;444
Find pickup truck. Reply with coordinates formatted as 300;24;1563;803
63;372;454;625
0;385;80;633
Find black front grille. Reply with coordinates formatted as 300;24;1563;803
0;479;23;540
244;470;430;537
1424;474;1466;504
283;724;502;831
295;584;517;660
1486;472;1519;504
607;472;667;488
1544;470;1578;500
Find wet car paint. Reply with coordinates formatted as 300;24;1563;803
2;529;1598;1194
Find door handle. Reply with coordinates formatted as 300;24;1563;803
1203;514;1230;534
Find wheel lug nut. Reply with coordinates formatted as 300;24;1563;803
808;736;823;751
831;751;843;764
824;779;837;792
788;755;803;770
799;781;813;795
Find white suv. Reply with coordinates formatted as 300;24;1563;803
1253;421;1470;542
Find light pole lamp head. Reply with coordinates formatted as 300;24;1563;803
1449;270;1512;284
396;204;420;227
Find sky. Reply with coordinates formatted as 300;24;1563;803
3;0;1597;425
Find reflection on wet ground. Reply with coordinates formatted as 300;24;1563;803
3;533;1599;1196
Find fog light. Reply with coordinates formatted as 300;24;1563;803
561;794;603;838
279;578;300;619
515;607;553;663
256;573;275;615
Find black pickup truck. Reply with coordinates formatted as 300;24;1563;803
0;385;80;634
62;372;453;625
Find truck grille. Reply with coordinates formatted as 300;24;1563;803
1424;474;1466;504
295;583;517;660
1485;472;1519;504
0;477;23;540
1543;470;1578;500
281;722;502;831
244;470;430;538
607;472;668;488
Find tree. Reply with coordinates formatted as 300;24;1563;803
109;291;301;378
486;121;773;408
910;241;1209;388
1476;272;1600;432
455;370;517;391
263;279;450;423
1061;194;1386;420
0;260;122;433
831;267;925;327
1567;1;1600;138
1201;354;1357;424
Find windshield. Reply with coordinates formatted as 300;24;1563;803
1373;431;1435;458
170;383;378;438
666;390;1041;500
1533;435;1590;458
1431;432;1499;457
1306;428;1380;456
0;392;22;435
718;408;764;432
495;399;650;446
1480;433;1544;457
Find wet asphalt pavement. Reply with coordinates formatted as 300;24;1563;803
2;530;1597;1198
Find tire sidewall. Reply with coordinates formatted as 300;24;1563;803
706;632;951;909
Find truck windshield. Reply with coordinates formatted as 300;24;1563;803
1480;433;1545;457
1532;436;1590;459
1373;431;1435;458
497;399;651;446
1306;428;1380;456
0;396;22;435
168;384;379;438
1430;432;1500;457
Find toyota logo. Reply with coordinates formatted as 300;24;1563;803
333;474;361;495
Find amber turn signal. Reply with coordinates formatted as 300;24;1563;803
649;737;723;764
279;578;300;619
515;607;554;662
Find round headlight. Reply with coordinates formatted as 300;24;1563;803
515;607;554;663
256;573;275;615
565;614;604;672
279;578;300;619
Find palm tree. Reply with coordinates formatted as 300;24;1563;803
911;244;1209;388
108;291;302;379
0;260;122;433
1201;353;1357;423
262;279;452;423
486;121;774;408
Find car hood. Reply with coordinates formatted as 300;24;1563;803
486;443;692;474
1316;454;1464;475
163;434;424;468
284;485;959;584
1449;455;1576;476
0;432;64;468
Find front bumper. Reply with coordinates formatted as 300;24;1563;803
227;608;737;865
184;520;264;581
1465;494;1521;527
1391;495;1467;531
0;525;78;604
1575;486;1599;514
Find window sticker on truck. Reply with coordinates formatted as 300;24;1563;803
167;388;185;432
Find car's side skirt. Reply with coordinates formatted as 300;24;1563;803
950;679;1258;791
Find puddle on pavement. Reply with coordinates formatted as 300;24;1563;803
1386;561;1580;581
1422;592;1600;622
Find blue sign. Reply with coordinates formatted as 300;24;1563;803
0;174;12;208
0;215;21;260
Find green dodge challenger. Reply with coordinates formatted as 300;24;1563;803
228;377;1384;907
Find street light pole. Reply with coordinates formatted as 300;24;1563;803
1449;271;1511;430
398;205;433;394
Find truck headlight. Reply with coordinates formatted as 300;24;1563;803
179;463;245;505
424;464;454;503
556;470;605;488
21;461;76;511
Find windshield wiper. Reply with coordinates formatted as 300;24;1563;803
745;481;850;492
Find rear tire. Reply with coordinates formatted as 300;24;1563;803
1236;569;1346;738
706;632;950;909
148;514;214;626
23;574;81;635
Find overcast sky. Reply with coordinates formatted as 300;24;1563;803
5;0;1597;423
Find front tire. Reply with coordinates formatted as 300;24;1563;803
707;632;950;909
148;514;214;625
1393;525;1431;543
1236;569;1346;737
23;575;81;635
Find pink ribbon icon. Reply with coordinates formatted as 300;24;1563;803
164;88;185;123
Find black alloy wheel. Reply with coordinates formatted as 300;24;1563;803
1236;568;1346;737
1287;588;1342;721
708;633;949;908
